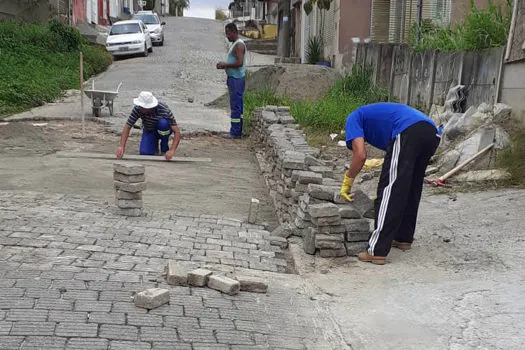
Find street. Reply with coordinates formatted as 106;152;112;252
1;15;525;350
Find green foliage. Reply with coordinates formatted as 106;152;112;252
242;64;388;134
0;21;112;117
305;36;323;64
409;0;511;52
215;8;228;21
303;0;332;15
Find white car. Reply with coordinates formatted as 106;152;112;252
132;12;165;46
106;20;153;58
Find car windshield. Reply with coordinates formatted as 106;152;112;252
133;15;159;24
110;23;141;35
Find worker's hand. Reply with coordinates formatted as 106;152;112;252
165;149;175;161
116;146;125;159
363;158;384;170
340;174;355;203
216;62;226;69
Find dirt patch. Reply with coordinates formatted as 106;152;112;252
207;64;340;108
0;120;278;228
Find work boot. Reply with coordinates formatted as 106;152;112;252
392;240;412;251
358;251;386;265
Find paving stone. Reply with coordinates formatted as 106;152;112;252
307;184;339;201
303;228;317;255
342;219;371;233
234;276;268;293
269;236;288;249
99;325;138;341
345;241;368;255
187;268;213;287
140;326;178;342
164;316;199;329
117;199;143;209
0;336;24;349
319;248;347;258
116;190;143;200
346;231;371;242
88;312;126;325
152;343;192;350
65;338;109;350
114;172;146;183
352;190;375;219
199;318;235;331
48;311;87;323
54;322;98;338
127;313;163;327
207;275;240;295
10;321;56;336
6;309;48;322
110;341;152;350
74;300;112;312
134;288;170;310
0;322;12;335
166;261;189;286
116;208;143;217
114;181;147;193
315;234;345;249
215;330;255;345
178;328;216;343
193;345;230;350
113;163;145;176
338;204;361;219
20;336;67;349
311;215;341;226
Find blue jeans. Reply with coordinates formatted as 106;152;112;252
227;77;245;137
139;119;172;155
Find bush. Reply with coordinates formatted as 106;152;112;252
409;0;511;52
0;21;112;117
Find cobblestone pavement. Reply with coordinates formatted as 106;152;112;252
0;191;347;349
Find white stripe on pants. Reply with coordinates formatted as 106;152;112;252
368;134;402;256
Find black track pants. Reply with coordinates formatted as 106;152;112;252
368;121;440;257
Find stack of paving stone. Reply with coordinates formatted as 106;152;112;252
113;163;146;217
251;105;377;257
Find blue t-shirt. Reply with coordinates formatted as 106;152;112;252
345;102;436;151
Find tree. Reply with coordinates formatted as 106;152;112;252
169;0;190;16
303;0;332;15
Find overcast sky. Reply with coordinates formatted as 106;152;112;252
185;0;231;19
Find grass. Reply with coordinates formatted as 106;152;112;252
409;0;512;52
0;20;112;118
242;65;389;135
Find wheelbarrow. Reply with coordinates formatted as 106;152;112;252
84;79;123;117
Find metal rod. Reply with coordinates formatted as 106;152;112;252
80;52;85;138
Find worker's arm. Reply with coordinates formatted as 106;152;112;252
217;44;245;69
116;124;132;159
164;125;182;161
346;137;367;179
340;137;366;202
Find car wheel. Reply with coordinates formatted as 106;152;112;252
143;44;148;57
148;45;153;53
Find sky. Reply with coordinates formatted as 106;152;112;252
184;0;231;19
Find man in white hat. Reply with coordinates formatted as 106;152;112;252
116;91;181;160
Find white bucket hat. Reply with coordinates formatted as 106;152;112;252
133;91;158;109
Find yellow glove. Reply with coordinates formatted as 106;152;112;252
340;174;355;202
363;158;384;170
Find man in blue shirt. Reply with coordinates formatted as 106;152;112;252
216;23;247;138
341;102;440;264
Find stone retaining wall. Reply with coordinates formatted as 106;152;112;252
252;106;376;258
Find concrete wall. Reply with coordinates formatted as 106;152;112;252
334;0;371;72
356;43;505;113
501;60;525;123
0;0;53;23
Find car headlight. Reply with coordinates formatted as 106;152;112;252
131;40;142;44
154;28;161;34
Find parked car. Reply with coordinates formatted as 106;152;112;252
132;12;165;46
106;20;153;58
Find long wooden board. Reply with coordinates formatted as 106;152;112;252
56;151;212;163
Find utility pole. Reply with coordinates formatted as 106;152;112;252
277;0;291;57
417;0;423;44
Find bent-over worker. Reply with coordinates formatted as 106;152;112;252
116;91;181;160
340;102;440;265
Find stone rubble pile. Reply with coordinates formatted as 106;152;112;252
113;163;146;217
429;86;513;182
252;106;376;257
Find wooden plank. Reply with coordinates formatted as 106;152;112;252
55;152;212;163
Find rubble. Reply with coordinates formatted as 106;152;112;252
134;288;170;310
207;275;240;295
429;87;513;181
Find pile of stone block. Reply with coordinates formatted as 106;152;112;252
251;106;377;257
113;163;146;217
165;261;268;295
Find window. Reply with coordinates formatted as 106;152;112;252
110;23;141;35
133;14;159;24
